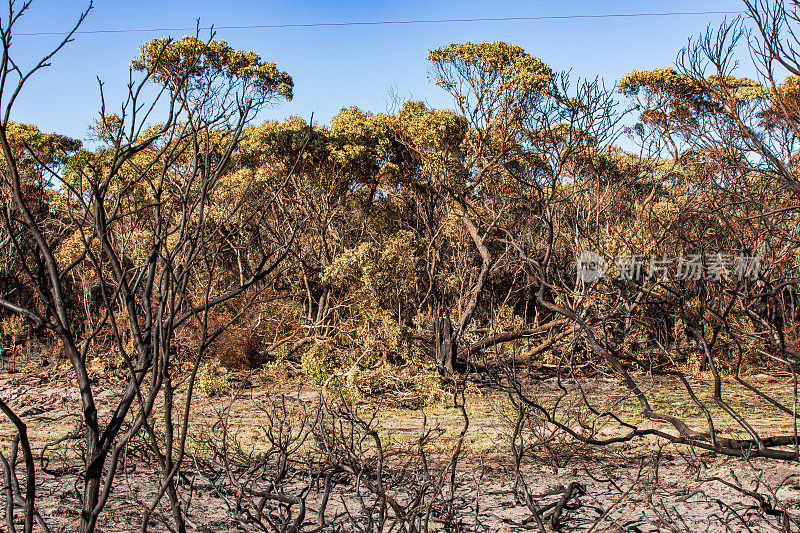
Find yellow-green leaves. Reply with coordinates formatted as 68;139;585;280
619;68;703;99
759;75;800;128
132;36;293;101
620;68;767;131
242;108;394;187
1;123;82;205
707;75;766;100
329;106;393;170
396;101;466;151
425;42;555;194
428;42;553;95
3;122;82;168
621;68;765;101
394;101;468;188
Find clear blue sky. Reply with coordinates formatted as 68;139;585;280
7;0;744;142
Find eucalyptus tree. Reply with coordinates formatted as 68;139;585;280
418;42;553;372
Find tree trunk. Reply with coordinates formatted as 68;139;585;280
315;282;331;334
80;450;103;533
435;316;455;375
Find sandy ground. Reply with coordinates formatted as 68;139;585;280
24;447;798;532
0;366;799;532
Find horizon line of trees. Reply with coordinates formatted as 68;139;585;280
4;30;798;377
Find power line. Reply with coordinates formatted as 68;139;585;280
16;10;744;37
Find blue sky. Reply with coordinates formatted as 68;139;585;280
7;0;744;142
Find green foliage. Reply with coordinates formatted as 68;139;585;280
329;106;393;173
63;147;115;192
619;68;706;98
620;68;765;101
334;364;449;409
428;41;553;95
619;68;766;133
196;361;230;397
3;122;82;169
301;344;340;386
395;101;466;156
131;36;293;101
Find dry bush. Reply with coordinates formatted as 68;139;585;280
195;393;322;532
213;327;266;370
204;311;267;370
313;387;471;533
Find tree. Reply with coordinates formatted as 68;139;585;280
420;42;553;373
0;4;296;531
494;2;800;465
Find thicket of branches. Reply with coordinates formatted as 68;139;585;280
0;0;800;531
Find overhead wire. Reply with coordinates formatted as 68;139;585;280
15;10;744;37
